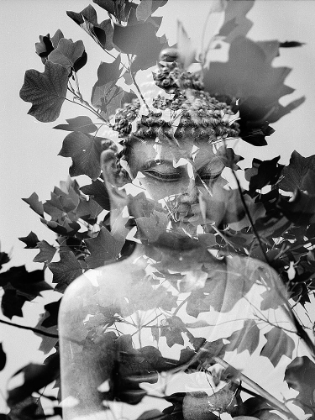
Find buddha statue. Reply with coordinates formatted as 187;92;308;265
58;53;312;420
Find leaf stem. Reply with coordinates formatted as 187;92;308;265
213;356;300;420
0;318;59;339
127;54;150;111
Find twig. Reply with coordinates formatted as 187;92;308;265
213;356;299;420
0;318;59;339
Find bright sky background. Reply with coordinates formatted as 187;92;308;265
1;0;315;413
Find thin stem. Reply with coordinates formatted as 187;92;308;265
0;318;59;339
127;54;150;111
213;357;299;420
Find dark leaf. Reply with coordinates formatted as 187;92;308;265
33;240;57;264
40;217;80;237
0;252;10;270
7;353;60;407
76;197;103;223
280;41;305;48
18;231;39;249
8;396;44;420
279;150;315;194
54;116;97;134
93;0;132;22
80;179;111;210
225;319;260;355
22;192;44;216
59;132;106;179
245;156;284;192
20;61;68;123
41;299;62;328
136;410;163;420
285;356;315;413
99;19;115;50
0;343;6;371
1;289;27;319
160;316;186;347
241;396;283;419
48;250;83;291
66;5;98;25
35;34;54;62
48;38;86;73
85;227;123;268
277;189;315;226
260;327;295;367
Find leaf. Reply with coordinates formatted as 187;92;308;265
59;131;105;179
40;299;62;328
48;251;83;292
93;0;133;22
20;61;68;122
279;150;315;194
285;356;315;412
7;396;44;420
245;156;284;193
226;319;260;355
41;217;80;237
85;227;123;268
136;0;152;22
1;290;27;319
136;410;162;420
260;327;295;367
18;231;39;249
80;179;111;210
160;316;187;347
48;38;86;73
35;34;54;62
277;190;315;226
177;21;195;69
22;192;44;216
33;241;57;264
99;19;115;50
203;36;303;145
92;55;121;97
0;252;10;270
54;116;98;134
280;41;305;48
7;353;59;407
0;343;6;371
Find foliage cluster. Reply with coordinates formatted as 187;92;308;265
1;0;315;419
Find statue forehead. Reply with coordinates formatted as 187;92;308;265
128;138;217;169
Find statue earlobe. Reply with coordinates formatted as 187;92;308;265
101;149;128;210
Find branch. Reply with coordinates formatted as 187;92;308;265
213;356;300;420
0;318;59;339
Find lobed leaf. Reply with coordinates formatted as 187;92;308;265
34;241;57;264
48;38;86;74
279;150;315;194
59;131;105;179
85;227;123;268
18;231;40;249
260;327;295;367
80;179;111;210
225;319;260;355
20;61;68;122
22;192;44;216
54;116;98;134
48;250;83;292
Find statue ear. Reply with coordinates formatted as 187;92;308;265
101;149;128;209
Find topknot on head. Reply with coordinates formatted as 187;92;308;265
111;48;240;142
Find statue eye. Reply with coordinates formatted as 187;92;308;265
144;169;181;181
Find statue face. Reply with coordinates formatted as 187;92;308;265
125;137;234;248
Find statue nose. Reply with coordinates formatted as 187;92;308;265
180;180;198;204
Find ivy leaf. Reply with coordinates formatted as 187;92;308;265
54;116;97;134
80;179;111;210
18;231;39;249
279;150;315;194
285;356;315;413
160;316;186;347
225;319;260;355
33;241;57;264
260;327;295;367
20;61;68;122
7;354;59;407
22;193;44;216
1;290;27;319
48;38;86;74
48;250;83;292
85;227;123;268
0;343;6;371
59;132;106;179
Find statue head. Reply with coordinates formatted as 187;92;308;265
101;50;244;250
